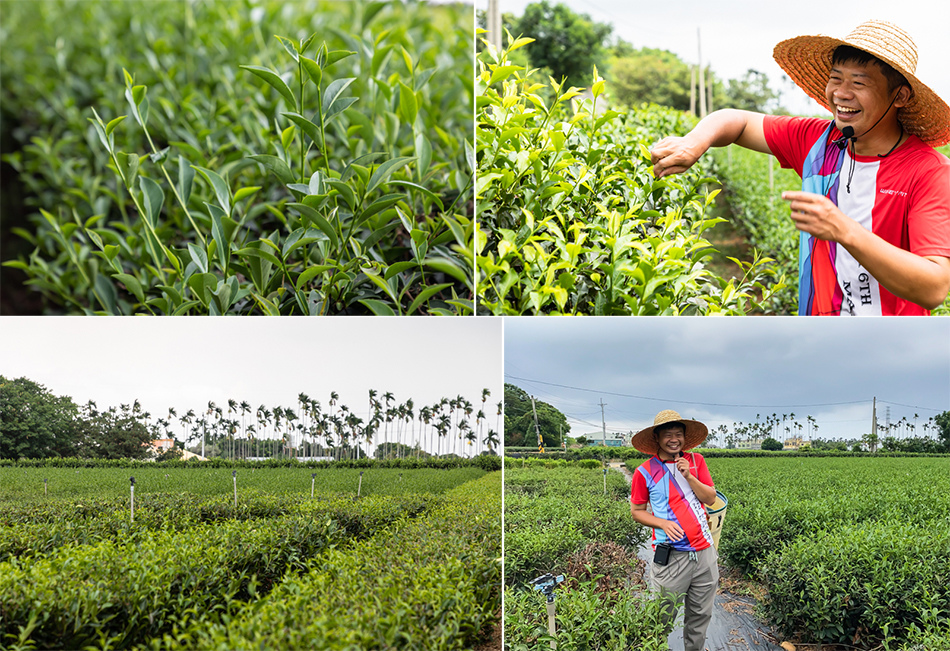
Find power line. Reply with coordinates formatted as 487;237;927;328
505;374;872;409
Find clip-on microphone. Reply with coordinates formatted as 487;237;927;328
833;126;856;150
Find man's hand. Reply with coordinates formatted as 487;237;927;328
675;456;691;480
782;191;857;243
650;136;708;179
659;520;685;542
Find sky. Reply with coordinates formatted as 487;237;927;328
1;317;503;455
504;317;950;444
477;0;950;116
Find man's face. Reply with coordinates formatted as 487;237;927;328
825;60;898;135
656;425;685;457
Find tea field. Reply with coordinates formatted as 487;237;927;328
0;466;501;650
503;457;950;651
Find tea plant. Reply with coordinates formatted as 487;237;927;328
708;456;950;647
505;581;671;651
504;466;648;589
155;472;501;651
475;33;785;315
1;0;473;315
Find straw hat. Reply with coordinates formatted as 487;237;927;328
773;20;950;147
631;410;708;456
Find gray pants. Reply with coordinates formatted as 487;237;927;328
650;545;719;651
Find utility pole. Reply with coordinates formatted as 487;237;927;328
487;0;503;51
690;66;696;116
697;28;707;118
531;396;544;452
872;397;877;440
599;399;607;446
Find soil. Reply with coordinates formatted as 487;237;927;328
474;609;502;651
704;189;754;284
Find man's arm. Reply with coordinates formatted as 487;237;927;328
651;109;771;178
783;191;950;309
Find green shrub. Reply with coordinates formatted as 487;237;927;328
504;467;647;586
0;514;341;648
155;472;502;650
504;581;670;651
760;521;950;647
475;35;784;315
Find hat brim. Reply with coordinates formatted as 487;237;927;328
631;419;708;456
773;34;950;147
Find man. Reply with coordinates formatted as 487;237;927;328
630;410;717;651
650;20;950;315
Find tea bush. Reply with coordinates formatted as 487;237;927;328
0;514;342;649
760;521;950;646
1;0;473;315
504;580;670;651
0;471;500;650
504;467;647;588
707;456;950;648
0;492;427;562
155;472;501;650
709;456;950;574
0;465;487;506
475;34;785;315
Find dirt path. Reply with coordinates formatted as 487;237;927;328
611;462;788;651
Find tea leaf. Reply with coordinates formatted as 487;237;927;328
287;203;338;249
282;112;322;147
366;156;414;195
322;77;356;113
249;155;295;186
104;115;126;136
300;56;322;87
294;264;337;290
398;81;418;126
240;65;297;108
407;282;451;315
325;50;356;66
358;298;396;316
187;242;209;274
390;180;443;211
192;166;231;215
113;272;145;304
275;35;299;62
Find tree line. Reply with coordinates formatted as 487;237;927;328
478;0;782;114
0;376;502;461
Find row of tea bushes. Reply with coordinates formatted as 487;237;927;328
709;457;950;647
0;513;343;649
0;465;489;503
503;466;663;650
155;472;502;650
0;492;427;563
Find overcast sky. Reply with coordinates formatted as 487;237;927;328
1;317;503;454
477;0;950;116
505;318;950;443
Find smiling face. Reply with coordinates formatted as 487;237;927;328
825;59;908;151
654;423;686;459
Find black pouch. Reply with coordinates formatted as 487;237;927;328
654;542;672;566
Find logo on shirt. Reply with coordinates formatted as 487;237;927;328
879;188;908;198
